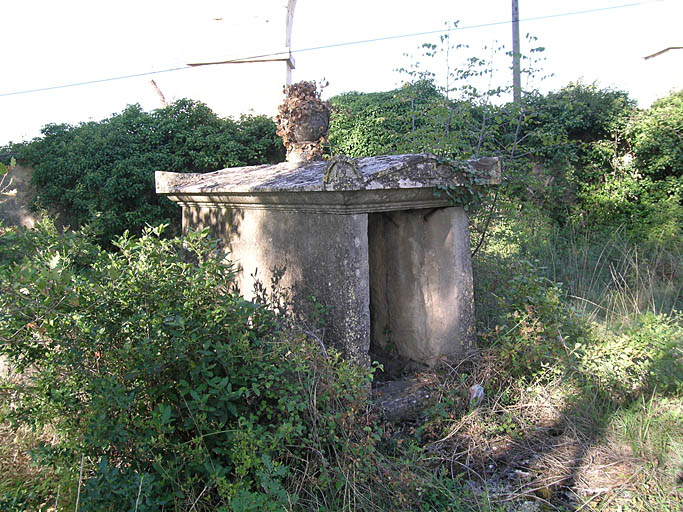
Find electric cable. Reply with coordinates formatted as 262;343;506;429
0;0;664;98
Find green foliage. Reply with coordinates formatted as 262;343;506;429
513;83;633;218
328;81;444;157
482;260;583;382
576;313;682;398
0;155;16;204
514;86;683;237
329;78;682;244
563;89;682;247
475;201;682;403
0;221;378;510
610;395;683;485
1;31;680;510
578;173;683;246
16;100;284;245
0;215;99;268
524;82;634;153
627;90;683;181
329;80;511;163
0;155;15;176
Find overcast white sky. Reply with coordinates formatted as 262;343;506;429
2;0;681;146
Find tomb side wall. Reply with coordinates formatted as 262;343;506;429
182;205;371;366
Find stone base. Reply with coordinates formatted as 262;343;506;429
159;154;499;371
373;377;435;423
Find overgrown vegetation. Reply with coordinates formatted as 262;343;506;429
330;81;680;244
0;154;16;202
1;30;681;511
0;222;382;511
13;100;284;245
327;36;681;508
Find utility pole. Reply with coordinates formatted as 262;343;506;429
512;0;521;102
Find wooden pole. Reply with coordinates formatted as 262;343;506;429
512;0;521;102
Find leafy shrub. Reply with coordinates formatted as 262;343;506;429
542;88;682;237
577;173;683;247
478;252;681;401
626;90;683;181
328;80;644;225
16;100;284;245
578;90;682;246
0;222;377;510
328;81;445;157
512;83;636;220
481;260;584;382
0;215;99;269
524;82;633;152
329;79;514;163
575;313;682;399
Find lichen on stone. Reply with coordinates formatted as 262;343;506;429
322;155;363;190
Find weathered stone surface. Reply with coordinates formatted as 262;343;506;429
291;110;329;143
156;153;500;200
182;206;371;366
322;155;363;191
156;153;500;369
369;207;475;366
155;153;500;213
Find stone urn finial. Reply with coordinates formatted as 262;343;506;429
276;80;331;163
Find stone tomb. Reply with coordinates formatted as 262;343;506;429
156;154;500;367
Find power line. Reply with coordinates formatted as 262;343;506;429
0;67;189;98
0;1;655;98
288;1;648;54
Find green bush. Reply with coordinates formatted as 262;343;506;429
482;260;584;382
0;216;99;269
328;80;645;225
577;173;682;246
330;80;679;237
573;89;682;245
524;82;633;151
16;100;284;245
627;90;683;181
512;83;635;220
328;81;445;157
0;222;376;510
328;80;508;160
575;313;683;399
479;260;682;404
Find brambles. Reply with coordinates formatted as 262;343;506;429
0;221;381;510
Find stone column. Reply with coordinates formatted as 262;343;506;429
183;205;371;366
369;207;475;366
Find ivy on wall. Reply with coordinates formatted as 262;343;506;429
328;81;681;242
